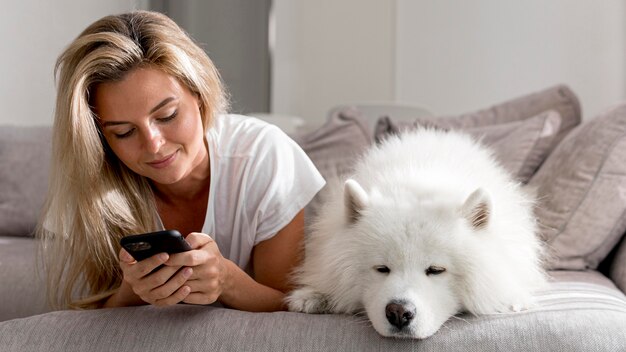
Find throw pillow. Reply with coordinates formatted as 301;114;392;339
375;110;562;183
0;126;51;237
374;84;581;153
529;103;626;270
291;107;373;222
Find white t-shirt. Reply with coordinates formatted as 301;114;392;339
166;114;325;271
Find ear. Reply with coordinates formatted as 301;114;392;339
461;188;491;230
344;179;369;223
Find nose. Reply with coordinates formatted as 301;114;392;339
143;126;164;154
385;301;416;330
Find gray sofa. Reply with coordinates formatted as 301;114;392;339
1;85;626;351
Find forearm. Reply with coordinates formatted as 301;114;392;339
218;259;287;312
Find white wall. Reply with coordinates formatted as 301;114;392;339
3;1;625;126
273;0;626;123
0;0;148;126
272;0;395;126
396;0;626;119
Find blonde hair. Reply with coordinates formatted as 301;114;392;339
37;10;228;309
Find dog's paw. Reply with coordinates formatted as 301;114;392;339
286;287;330;313
509;297;536;312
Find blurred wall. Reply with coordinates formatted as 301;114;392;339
395;0;626;119
273;0;626;124
0;0;147;126
1;1;625;126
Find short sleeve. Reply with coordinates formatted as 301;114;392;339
245;125;325;245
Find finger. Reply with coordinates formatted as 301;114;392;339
153;285;192;307
182;292;219;306
126;252;170;280
140;264;185;289
184;232;214;249
166;247;214;267
149;267;194;303
119;248;136;263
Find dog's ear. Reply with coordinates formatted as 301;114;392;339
461;188;491;230
344;179;369;223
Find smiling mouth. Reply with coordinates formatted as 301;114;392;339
147;150;177;168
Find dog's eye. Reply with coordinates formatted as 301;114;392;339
374;265;390;274
426;266;446;276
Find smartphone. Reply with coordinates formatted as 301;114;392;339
120;230;192;261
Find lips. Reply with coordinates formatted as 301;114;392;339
147;150;178;169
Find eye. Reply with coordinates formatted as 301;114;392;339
158;110;178;123
425;266;446;276
374;265;390;274
114;128;135;139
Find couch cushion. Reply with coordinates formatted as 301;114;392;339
375;110;561;183
0;237;51;322
0;273;624;352
529;103;626;270
0;126;51;237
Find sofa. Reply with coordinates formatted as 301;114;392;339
1;85;625;351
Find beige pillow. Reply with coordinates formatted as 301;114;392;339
529;103;626;270
375;111;562;183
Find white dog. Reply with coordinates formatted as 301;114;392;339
286;129;547;339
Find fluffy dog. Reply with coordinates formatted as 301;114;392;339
286;129;547;339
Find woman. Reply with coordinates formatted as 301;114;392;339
37;11;324;311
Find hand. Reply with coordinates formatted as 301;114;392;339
163;232;230;305
118;248;193;306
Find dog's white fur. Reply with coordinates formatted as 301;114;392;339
286;129;547;339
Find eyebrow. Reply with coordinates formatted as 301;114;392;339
101;97;177;127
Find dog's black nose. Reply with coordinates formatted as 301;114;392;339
385;301;416;330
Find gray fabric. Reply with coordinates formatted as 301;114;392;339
291;107;372;180
0;125;51;237
374;84;581;152
549;269;620;288
291;108;373;223
468;111;561;182
439;84;581;149
611;237;626;293
0;275;624;352
375;110;561;183
0;237;51;321
529;103;626;270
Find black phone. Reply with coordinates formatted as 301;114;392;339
120;230;192;261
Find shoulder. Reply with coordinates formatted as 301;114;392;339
208;114;296;158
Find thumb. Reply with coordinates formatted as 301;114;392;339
185;232;214;250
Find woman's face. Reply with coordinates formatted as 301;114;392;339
93;67;207;186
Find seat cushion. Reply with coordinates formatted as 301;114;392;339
1;270;624;352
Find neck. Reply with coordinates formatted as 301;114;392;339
152;143;210;205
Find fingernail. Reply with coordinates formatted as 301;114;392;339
182;286;191;295
183;267;193;278
160;253;169;262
